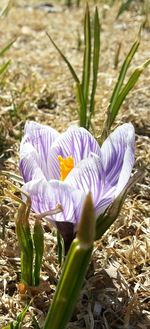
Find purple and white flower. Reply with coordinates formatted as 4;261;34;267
20;121;135;246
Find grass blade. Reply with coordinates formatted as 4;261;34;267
0;39;15;57
57;230;65;266
108;37;140;118
15;304;29;329
0;60;11;76
46;32;79;84
0;0;12;17
89;7;100;123
82;4;91;109
111;59;150;118
116;0;134;18
33;219;44;286
101;36;140;140
76;82;86;127
15;201;34;286
46;32;87;127
2;304;29;329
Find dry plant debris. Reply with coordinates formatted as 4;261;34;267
0;1;150;328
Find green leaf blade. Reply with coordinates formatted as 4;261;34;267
110;59;150;124
0;60;11;76
89;7;100;123
15;203;34;286
33;219;44;286
0;39;15;57
101;36;141;141
81;4;92;111
116;0;134;19
109;37;140;115
76;82;86;127
46;32;79;84
43;194;95;329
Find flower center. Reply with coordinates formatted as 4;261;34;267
58;155;74;181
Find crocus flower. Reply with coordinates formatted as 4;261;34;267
20;121;135;250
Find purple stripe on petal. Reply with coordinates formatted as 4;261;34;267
101;123;135;188
115;128;135;197
65;154;109;215
19;142;45;182
49;126;101;179
23;121;60;179
22;178;86;225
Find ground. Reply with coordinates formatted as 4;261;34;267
0;0;150;328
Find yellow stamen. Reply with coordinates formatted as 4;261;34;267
58;155;74;181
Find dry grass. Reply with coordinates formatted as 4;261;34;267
0;1;150;328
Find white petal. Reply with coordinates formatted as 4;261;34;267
22;121;60;179
101;123;135;191
20;142;45;182
65;155;114;216
49;126;101;179
22;178;86;225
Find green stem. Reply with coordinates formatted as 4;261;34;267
43;239;92;329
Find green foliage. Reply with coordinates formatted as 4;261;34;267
57;230;65;266
0;0;12;17
82;5;91;124
112;0;150;19
16;200;34;286
2;303;42;329
101;35;140;140
0;40;14;81
43;194;95;329
116;0;134;18
2;304;29;329
48;6;150;138
0;40;14;60
3;181;44;287
100;32;150;141
47;5;100;130
89;8;100;127
33;219;44;286
15;195;44;287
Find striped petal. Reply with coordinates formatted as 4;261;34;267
22;178;86;225
20;142;45;182
101;123;135;194
49;126;101;179
65;155;114;216
22;121;60;180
